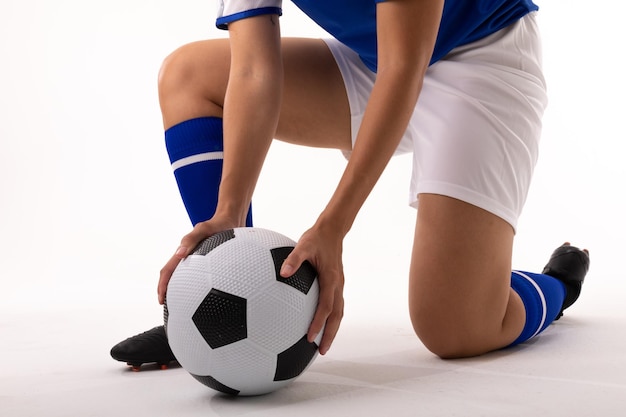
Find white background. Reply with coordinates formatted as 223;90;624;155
2;2;626;416
0;0;623;323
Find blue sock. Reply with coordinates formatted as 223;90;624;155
509;270;567;346
164;117;253;227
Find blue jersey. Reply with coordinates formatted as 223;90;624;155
217;0;539;71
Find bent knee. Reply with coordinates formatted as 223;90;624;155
158;44;200;97
159;41;228;98
157;41;229;126
410;307;502;359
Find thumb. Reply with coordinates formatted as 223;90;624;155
280;248;305;278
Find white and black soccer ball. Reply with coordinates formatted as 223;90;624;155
164;227;321;396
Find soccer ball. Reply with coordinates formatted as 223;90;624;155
164;227;321;396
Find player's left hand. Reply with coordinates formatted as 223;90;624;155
279;223;345;355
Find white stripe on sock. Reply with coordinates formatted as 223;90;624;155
512;270;547;338
171;151;224;171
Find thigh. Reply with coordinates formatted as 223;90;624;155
408;194;525;357
159;37;352;150
277;38;352;149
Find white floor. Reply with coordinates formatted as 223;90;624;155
2;293;625;417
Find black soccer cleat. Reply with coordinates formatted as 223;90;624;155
542;243;590;320
110;325;177;371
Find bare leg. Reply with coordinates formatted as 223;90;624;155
409;194;525;359
158;37;352;150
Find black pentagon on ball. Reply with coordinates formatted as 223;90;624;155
271;247;317;295
191;374;240;396
274;335;318;381
191;229;236;256
192;289;247;349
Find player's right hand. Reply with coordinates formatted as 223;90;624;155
158;217;239;305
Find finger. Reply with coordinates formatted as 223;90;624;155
179;224;211;255
157;242;191;304
318;303;343;355
279;247;306;278
307;278;343;354
157;225;214;304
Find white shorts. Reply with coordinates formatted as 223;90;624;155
324;13;548;231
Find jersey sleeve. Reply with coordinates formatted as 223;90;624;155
216;0;283;29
